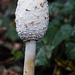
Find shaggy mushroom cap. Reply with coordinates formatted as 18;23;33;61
15;0;49;41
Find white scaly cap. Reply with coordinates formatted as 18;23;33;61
15;0;49;41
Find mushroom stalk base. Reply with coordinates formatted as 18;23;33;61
23;41;36;75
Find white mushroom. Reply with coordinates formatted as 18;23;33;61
15;0;49;75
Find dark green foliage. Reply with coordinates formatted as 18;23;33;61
11;50;23;61
36;0;75;66
66;42;75;61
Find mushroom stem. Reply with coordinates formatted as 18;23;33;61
23;40;36;75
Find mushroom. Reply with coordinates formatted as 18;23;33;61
15;0;49;75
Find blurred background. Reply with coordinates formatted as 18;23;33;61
0;0;75;75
